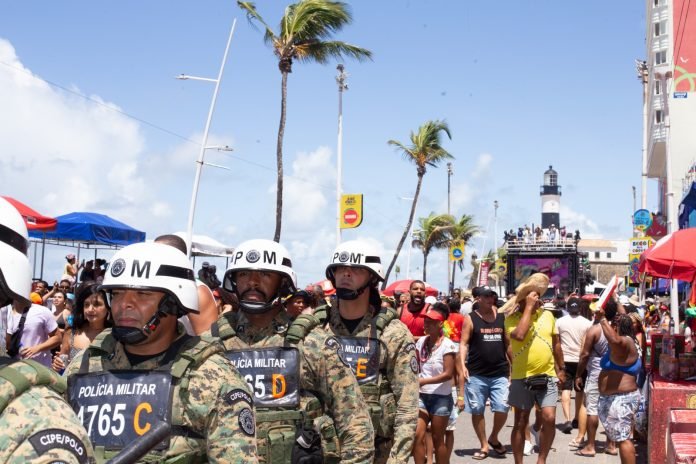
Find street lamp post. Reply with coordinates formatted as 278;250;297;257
447;162;453;293
494;200;499;294
180;18;237;258
336;64;348;246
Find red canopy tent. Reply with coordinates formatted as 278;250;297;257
382;279;439;297
1;196;57;231
638;228;696;281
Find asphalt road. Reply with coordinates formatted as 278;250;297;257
441;393;647;464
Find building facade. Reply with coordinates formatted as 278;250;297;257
643;0;696;229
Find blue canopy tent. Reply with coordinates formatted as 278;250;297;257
28;212;146;279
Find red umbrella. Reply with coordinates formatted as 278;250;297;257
1;196;57;231
382;279;439;297
638;228;696;281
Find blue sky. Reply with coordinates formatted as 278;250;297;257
1;1;649;292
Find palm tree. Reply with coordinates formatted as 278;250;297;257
238;1;372;242
411;213;455;282
446;214;480;289
382;120;453;288
467;248;505;289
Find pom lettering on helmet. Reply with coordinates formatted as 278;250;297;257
334;252;364;264
131;260;151;279
110;258;126;277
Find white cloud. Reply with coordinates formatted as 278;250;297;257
279;146;336;231
560;205;600;238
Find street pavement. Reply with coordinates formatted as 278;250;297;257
443;393;647;464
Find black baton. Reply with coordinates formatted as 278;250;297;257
105;422;171;464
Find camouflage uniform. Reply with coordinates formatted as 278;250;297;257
0;358;96;464
212;310;374;464
64;325;258;463
320;305;418;464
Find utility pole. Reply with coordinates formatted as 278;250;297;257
494;200;499;294
636;59;649;209
447;162;453;294
336;64;348;246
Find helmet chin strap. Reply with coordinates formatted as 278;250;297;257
112;310;166;345
335;282;371;301
112;296;177;345
239;299;277;314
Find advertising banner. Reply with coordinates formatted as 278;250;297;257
449;241;465;261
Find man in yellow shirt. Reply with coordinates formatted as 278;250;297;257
502;274;566;464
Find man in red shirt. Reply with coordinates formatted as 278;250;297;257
399;280;429;340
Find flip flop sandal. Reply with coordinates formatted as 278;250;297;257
472;450;489;460
575;450;596;457
487;439;506;456
568;438;585;448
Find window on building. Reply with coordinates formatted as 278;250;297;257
606;252;612;259
654;0;663;6
655;80;662;95
654;21;667;37
656;109;665;124
594;251;600;259
655;50;667;65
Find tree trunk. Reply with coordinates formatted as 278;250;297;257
382;173;424;289
274;71;288;242
422;251;428;282
451;262;457;292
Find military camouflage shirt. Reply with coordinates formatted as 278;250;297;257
0;359;96;464
324;305;418;464
64;325;258;464
216;310;374;464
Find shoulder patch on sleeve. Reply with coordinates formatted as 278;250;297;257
238;407;256;436
404;342;416;354
28;428;89;464
224;388;253;407
325;336;350;367
410;356;419;374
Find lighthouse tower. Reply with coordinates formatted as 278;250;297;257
540;165;561;229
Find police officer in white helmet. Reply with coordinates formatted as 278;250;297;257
320;240;419;464
211;239;374;464
0;197;96;463
63;242;258;463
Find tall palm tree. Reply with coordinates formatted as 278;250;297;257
382;120;453;288
411;213;455;282
447;214;480;289
238;1;372;242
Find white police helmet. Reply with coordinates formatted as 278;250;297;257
0;198;31;307
223;239;297;313
101;242;198;315
325;240;384;283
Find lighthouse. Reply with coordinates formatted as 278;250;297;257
540;165;561;229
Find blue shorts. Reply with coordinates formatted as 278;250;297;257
464;375;510;415
419;393;453;417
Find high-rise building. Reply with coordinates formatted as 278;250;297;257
643;0;696;229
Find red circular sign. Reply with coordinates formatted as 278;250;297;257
343;209;358;224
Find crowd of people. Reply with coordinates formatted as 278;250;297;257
1;196;655;463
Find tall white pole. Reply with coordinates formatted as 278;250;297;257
185;18;237;258
494;200;499;293
336;64;348;246
447;162;453;294
640;61;649;209
406;224;412;279
659;71;679;328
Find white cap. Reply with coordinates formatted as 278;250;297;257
0;198;31;307
326;240;384;282
101;242;198;314
425;295;437;305
223;239;297;293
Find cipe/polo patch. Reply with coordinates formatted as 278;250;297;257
28;429;89;464
225;389;253;407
